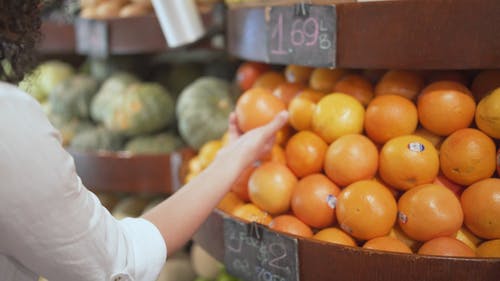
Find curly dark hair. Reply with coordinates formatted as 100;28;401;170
0;0;43;83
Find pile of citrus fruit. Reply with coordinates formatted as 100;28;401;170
187;63;500;258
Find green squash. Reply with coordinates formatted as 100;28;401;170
49;74;99;120
95;82;175;136
90;72;140;123
124;132;184;154
176;77;234;150
70;126;124;152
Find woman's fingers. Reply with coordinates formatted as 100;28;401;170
227;112;241;143
259;111;289;139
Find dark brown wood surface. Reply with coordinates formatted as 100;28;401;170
39;21;76;54
227;0;500;69
194;210;500;281
69;148;195;194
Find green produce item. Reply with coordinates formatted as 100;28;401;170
154;63;203;100
55;118;94;146
69;126;124;152
19;60;74;102
124;132;184;155
191;243;222;280
49;74;99;120
86;56;138;82
91;73;175;136
176;77;234;150
91;72;140;122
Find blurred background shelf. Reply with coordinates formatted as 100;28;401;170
193;210;500;281
39;21;76;54
227;0;500;69
70;148;195;195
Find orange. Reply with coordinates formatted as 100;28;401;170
313;227;357;247
248;162;298;215
374;70;424;100
217;191;245;214
476;239;500;258
290;174;341;228
285;131;328;178
288;89;324;131
413;127;444;150
432;173;464;198
336;180;398;241
475;87;500;139
420;80;472;96
235;61;270;91
333;74;374;106
269;214;313;238
363;236;413;254
198;140;222;167
364;95;418;144
426;71;470;86
362;69;386;84
252;71;286;91
379;135;439;190
439;128;496;185
272;82;306;106
230;164;258;202
284;64;314;84
398;183;463;242
389;225;421;252
417;87;476;136
232;203;272;226
324;134;379;187
235;87;286;132
274;124;294;146
312;93;365;144
260;144;286;165
417;237;476;257
461;178;500;239
454;226;483;251
471;70;500;101
309;68;346;93
497;149;500;176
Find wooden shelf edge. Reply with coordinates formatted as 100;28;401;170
39;21;76;54
227;0;500;69
193;209;500;281
70;147;196;195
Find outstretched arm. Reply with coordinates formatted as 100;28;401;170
142;111;289;255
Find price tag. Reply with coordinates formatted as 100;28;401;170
267;4;336;67
223;218;299;281
75;18;109;58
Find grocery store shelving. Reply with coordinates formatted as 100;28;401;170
227;0;500;69
39;21;76;54
69;148;195;195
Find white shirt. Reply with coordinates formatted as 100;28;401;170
0;82;167;281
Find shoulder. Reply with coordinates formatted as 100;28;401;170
0;81;40;107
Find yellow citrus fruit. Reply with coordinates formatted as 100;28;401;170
475;87;500;139
476;239;500;258
312;93;365;144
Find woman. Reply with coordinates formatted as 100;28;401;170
0;1;288;280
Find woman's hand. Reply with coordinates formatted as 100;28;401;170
217;110;289;172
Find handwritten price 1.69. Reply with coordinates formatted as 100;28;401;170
271;13;332;55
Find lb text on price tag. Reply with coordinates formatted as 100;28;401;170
267;5;336;67
223;217;299;281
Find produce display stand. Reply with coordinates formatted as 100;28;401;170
74;3;225;57
193;1;500;281
227;0;500;69
68;148;196;194
39;21;76;54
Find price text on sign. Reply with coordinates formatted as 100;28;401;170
267;5;336;67
223;218;299;281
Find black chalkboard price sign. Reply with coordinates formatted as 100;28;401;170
267;4;337;67
223;217;300;281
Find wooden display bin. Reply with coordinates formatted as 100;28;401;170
69;148;195;194
193;210;500;281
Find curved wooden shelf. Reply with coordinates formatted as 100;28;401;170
227;0;500;69
39;21;76;54
69;148;196;194
75;3;225;57
193;210;500;281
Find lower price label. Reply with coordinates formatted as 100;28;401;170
223;217;300;281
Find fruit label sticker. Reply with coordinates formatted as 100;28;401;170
408;142;425;152
223;217;300;281
267;4;336;67
75;18;109;58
